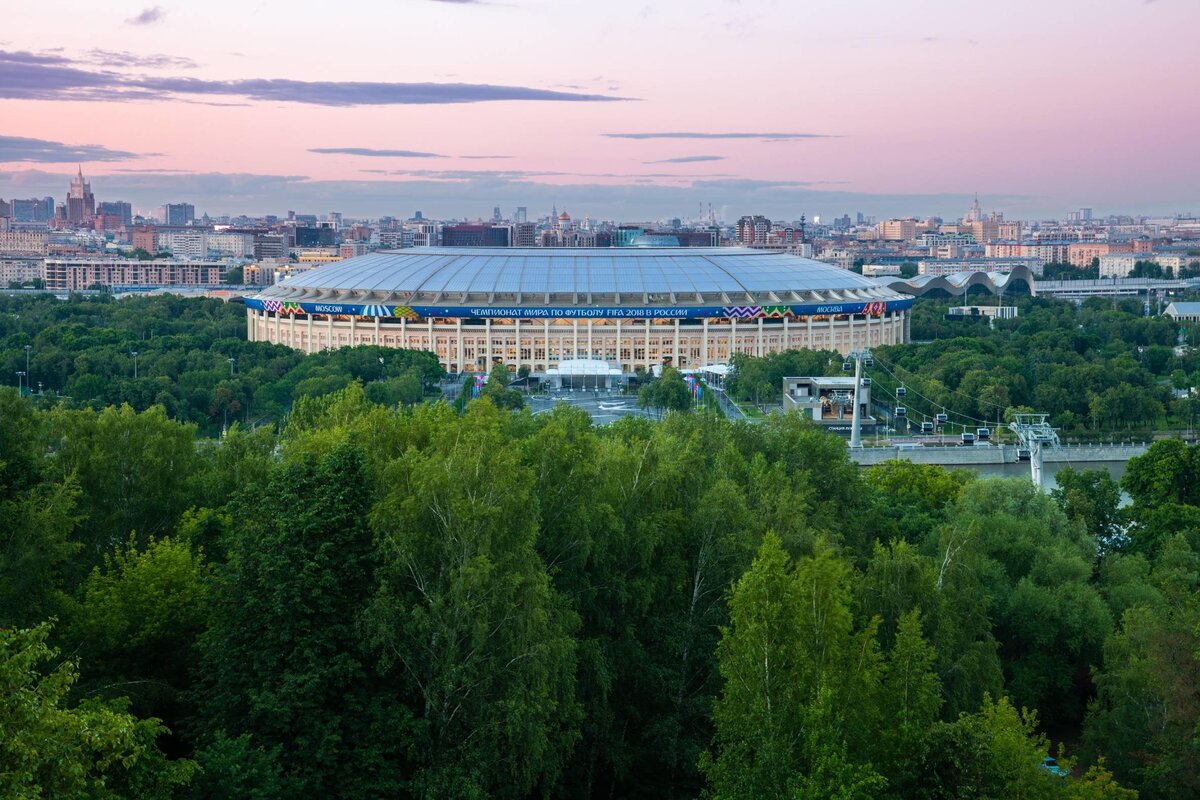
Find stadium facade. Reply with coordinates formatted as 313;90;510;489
245;247;913;374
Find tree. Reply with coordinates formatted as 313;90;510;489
701;533;886;799
1052;467;1124;550
906;695;1059;800
195;441;403;799
365;402;579;798
0;623;195;799
639;367;692;416
480;363;524;410
64;535;208;730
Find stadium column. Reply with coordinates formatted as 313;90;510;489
274;311;282;344
327;314;334;351
428;318;434;364
757;318;764;356
730;317;737;359
644;319;651;372
783;315;789;349
544;320;550;369
673;319;680;367
807;314;814;348
701;318;708;366
307;315;314;354
246;310;254;342
486;318;493;371
615;320;622;371
572;319;579;360
515;320;522;373
290;313;296;348
374;315;380;346
457;319;465;374
400;317;407;348
848;313;855;352
350;313;357;346
587;319;593;361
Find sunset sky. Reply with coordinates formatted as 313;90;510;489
1;0;1197;221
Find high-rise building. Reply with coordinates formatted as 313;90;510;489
0;199;10;218
11;197;55;223
515;206;528;224
97;201;133;227
493;206;502;222
443;223;510;247
736;215;771;245
877;219;918;241
964;194;982;223
162;203;195;227
513;222;537;247
67;166;95;224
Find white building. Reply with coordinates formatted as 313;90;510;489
918;258;1042;277
156;229;209;260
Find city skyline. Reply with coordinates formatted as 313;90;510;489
1;0;1198;219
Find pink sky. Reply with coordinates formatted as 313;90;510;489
1;0;1198;219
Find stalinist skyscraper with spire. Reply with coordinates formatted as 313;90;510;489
67;165;95;224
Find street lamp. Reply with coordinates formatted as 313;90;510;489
228;356;237;376
24;344;31;383
130;351;139;379
16;370;26;394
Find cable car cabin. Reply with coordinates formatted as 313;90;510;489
842;360;852;372
896;387;907;397
895;406;906;417
863;356;874;367
977;427;991;440
861;377;872;387
935;412;949;424
1017;448;1031;461
921;421;934;433
961;432;976;445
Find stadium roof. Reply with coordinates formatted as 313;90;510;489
872;265;1037;297
258;247;906;308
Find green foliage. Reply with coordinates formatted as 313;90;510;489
726;349;840;405
0;294;442;432
195;441;404;798
367;402;578;798
0;622;195;799
701;533;887;799
638;366;694;414
906;695;1060;800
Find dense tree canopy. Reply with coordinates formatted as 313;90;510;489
6;291;1200;797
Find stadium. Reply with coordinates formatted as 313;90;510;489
245;247;914;375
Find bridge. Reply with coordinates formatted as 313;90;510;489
849;442;1149;468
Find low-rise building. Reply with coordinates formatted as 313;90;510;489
782;375;875;434
1165;302;1200;322
43;258;226;291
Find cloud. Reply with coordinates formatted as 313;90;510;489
85;49;198;69
0;52;629;105
126;6;165;25
644;155;726;164
605;132;832;140
458;155;514;159
309;147;447;158
0;135;140;163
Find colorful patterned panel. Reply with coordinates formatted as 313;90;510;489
391;306;420;320
759;305;795;318
721;305;762;318
361;304;393;317
261;299;282;313
280;301;304;315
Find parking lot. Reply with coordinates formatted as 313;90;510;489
526;389;661;425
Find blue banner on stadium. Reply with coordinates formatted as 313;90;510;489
245;297;913;320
